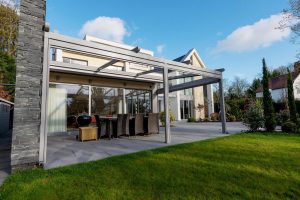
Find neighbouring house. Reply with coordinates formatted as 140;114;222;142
10;0;226;170
0;98;14;138
256;61;300;102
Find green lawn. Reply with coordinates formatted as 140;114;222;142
1;133;300;200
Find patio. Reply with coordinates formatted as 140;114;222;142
46;122;246;169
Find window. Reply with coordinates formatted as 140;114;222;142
50;48;56;61
63;57;88;66
126;89;152;115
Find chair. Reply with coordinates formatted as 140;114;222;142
122;114;131;136
147;113;160;134
132;114;144;135
117;114;124;137
94;115;106;138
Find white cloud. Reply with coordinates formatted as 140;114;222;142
156;44;166;54
213;13;293;53
79;16;130;43
0;0;19;12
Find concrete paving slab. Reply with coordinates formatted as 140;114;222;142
45;122;246;169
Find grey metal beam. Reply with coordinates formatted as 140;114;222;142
168;73;197;80
163;66;171;144
96;59;119;72
47;32;222;79
96;46;141;72
219;77;227;134
157;77;219;94
136;68;162;77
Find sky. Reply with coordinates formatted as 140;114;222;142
46;0;299;83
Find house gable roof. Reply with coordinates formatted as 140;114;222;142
256;71;299;93
173;48;206;68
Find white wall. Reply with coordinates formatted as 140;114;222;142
293;75;300;100
256;88;287;102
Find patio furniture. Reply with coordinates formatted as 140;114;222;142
79;127;98;142
116;114;131;137
122;114;131;136
117;114;123;137
94;115;106;138
146;113;159;134
104;116;116;139
130;114;144;136
77;115;92;127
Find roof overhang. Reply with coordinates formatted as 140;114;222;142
46;32;222;83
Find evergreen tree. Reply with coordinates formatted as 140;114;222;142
287;68;297;123
262;58;276;131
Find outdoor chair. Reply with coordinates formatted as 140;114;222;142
122;114;131;136
94;115;106;138
130;113;144;136
147;113;160;134
117;114;124;137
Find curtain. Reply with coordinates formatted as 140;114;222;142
48;87;67;134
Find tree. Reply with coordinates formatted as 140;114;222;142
0;52;15;98
287;68;297;123
0;2;19;56
262;58;276;131
247;78;261;99
227;76;249;99
0;2;18;100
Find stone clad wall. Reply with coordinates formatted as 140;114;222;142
11;0;46;169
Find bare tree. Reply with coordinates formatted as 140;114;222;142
227;76;250;98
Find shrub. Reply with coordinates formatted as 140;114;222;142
203;118;210;122
243;100;264;131
262;58;276;131
275;110;290;126
160;111;175;126
187;117;196;123
282;120;297;133
210;113;220;121
227;115;236;122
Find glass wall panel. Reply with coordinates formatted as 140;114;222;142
126;89;152;115
48;83;152;134
91;87;123;116
48;83;89;134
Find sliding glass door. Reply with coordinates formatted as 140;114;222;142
48;83;152;135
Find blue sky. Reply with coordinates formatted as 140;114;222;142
46;0;299;82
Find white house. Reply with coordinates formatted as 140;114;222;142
256;62;300;101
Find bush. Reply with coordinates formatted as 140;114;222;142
160;111;175;126
187;117;196;123
282;120;297;133
243;100;265;132
275;110;290;126
210;113;220;121
227;115;236;122
203;118;210;122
